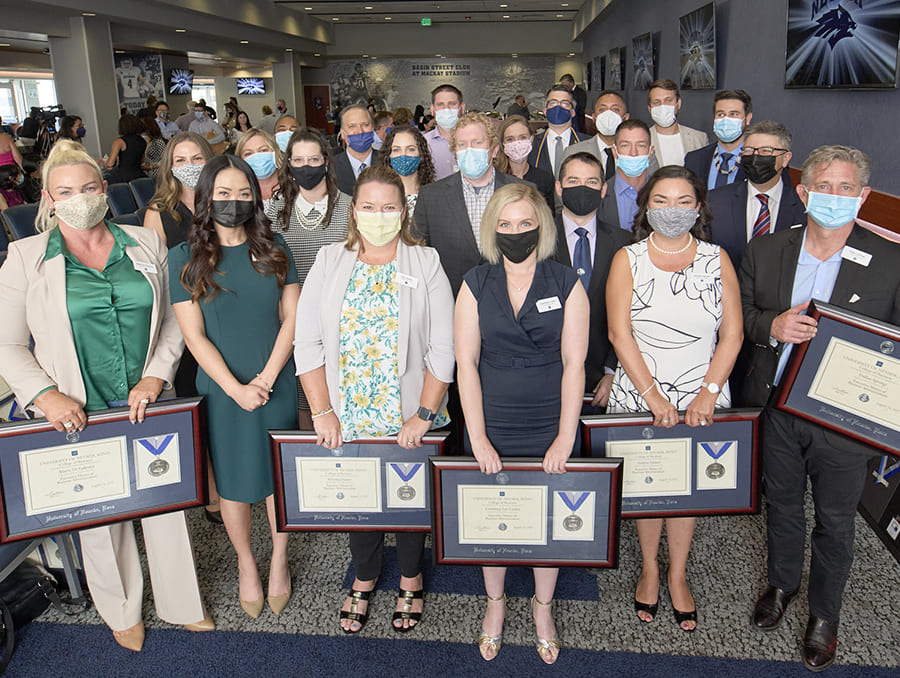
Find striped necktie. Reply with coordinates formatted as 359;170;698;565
751;194;770;239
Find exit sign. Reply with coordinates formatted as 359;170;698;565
421;17;431;26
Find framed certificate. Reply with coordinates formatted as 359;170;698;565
430;457;622;567
581;409;761;518
0;397;207;543
858;455;900;564
270;432;447;532
776;301;900;456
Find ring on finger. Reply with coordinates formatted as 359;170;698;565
65;421;74;429
139;398;150;404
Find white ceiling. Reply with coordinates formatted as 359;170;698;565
273;0;584;24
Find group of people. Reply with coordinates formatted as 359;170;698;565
0;74;896;674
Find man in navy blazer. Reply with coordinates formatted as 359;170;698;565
527;84;587;178
740;145;900;672
708;120;807;272
333;105;380;195
684;89;753;190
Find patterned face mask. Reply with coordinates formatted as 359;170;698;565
53;192;109;230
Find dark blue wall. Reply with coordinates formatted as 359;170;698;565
581;0;900;194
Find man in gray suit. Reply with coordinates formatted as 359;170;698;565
647;78;709;168
598;119;654;233
414;112;523;296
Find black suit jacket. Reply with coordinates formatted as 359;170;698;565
334;148;380;196
684;143;747;187
739;225;900;418
527;128;587;177
553;214;630;390
413;171;524;296
708;173;806;271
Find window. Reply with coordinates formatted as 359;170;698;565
0;75;58;123
191;79;217;117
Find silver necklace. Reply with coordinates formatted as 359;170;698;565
650;233;693;255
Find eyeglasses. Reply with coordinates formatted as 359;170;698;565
290;155;325;166
546;99;574;110
741;146;789;157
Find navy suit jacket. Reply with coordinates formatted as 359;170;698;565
527;127;587;176
684;143;747;188
334;148;380;196
708;173;806;271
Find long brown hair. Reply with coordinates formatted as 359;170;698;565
179;154;290;302
345;165;423;253
377;126;435;187
149;132;213;223
494;115;531;175
271;127;339;231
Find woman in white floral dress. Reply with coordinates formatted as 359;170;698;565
294;165;455;635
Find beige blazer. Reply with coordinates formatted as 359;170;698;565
0;223;184;410
294;240;455;420
650;123;709;167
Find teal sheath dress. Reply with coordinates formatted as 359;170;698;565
169;235;299;503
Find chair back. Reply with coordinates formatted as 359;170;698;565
129;177;156;209
110;206;148;228
106;183;138;217
1;203;39;240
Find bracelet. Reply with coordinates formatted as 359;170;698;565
311;407;334;420
639;382;656;398
254;373;273;392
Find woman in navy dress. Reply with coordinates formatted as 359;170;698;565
455;182;589;665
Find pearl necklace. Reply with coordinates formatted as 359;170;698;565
650;233;694;255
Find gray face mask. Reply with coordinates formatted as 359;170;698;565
646;206;697;239
171;163;204;190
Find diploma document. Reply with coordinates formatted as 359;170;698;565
19;436;131;516
296;457;382;512
606;438;692;498
457;484;548;545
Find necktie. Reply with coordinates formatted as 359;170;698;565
715;152;733;188
357;161;367;178
573;227;591;290
752;194;770;239
554;136;564;178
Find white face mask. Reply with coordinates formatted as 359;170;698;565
595;109;623;137
172;163;204;190
650;104;677;128
53;192;109;231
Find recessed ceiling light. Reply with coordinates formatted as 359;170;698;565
556;14;564;17
82;12;96;16
561;3;569;6
384;16;391;20
240;40;249;44
332;17;339;20
568;52;575;56
362;54;369;57
502;15;510;18
511;53;518;57
304;6;312;10
364;5;373;8
314;53;321;56
500;3;508;6
175;29;186;32
285;48;293;51
0;43;9;47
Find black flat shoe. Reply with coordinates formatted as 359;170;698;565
673;607;697;632
803;616;837;672
340;588;373;634
204;508;224;524
392;588;423;633
634;598;659;624
753;585;797;631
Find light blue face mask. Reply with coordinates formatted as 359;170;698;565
456;147;491;179
713;116;744;143
274;130;292;152
434;107;460;130
194;111;204;120
616;153;650;177
245;151;277;179
805;190;863;230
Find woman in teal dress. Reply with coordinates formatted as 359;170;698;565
169;154;300;619
295;165;455;634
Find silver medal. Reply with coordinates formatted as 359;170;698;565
73;483;84;493
397;484;416;501
880;341;894;355
148;458;170;476
705;462;725;479
563;514;583;531
66;431;79;443
495;473;509;485
498;523;508;531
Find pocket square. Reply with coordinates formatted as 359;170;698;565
849;293;860;303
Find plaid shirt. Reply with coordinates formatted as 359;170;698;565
461;168;496;252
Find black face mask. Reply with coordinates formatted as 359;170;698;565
496;229;539;264
211;200;255;228
740;154;779;185
561;185;603;216
290;164;327;190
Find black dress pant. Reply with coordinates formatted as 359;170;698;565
349;531;426;581
762;407;869;624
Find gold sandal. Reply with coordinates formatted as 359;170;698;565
477;593;506;661
532;595;561;665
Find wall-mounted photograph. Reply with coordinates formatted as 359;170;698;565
679;2;717;90
785;0;900;88
632;32;655;90
598;55;606;90
607;47;624;91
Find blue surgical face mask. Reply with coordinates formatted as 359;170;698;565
434;107;460;130
456;147;491;180
371;134;384;151
347;130;374;153
713;116;744;143
274;130;292;152
245;151;277;179
390;154;421;176
545;105;572;126
616;153;650;177
805;190;863;230
194;111;204;120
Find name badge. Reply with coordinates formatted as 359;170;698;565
690;273;715;285
536;296;562;313
397;272;418;289
133;261;157;274
841;246;871;267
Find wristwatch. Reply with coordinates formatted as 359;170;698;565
701;381;721;394
416;406;436;422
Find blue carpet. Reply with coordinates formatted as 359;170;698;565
8;622;900;678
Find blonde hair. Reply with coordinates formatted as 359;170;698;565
235;128;286;169
480;183;557;264
450;112;499;153
801;144;871;188
36;140;104;232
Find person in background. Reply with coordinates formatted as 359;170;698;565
377;125;435;216
58;115;85;143
0;140;214;651
0;115;16;137
422;115;436;132
101;113;147;183
506;94;529;119
334;105;379;195
647;79;708;168
274;115;301;153
19;157;42;203
138;108;166;179
189;103;227;154
275;99;288;118
295;165;454;634
16;109;40;147
229;111;254;148
564;90;633;181
236;129;284;201
607;165;742;632
258;105;278;135
414;104;426;130
169;154;300;620
426;84;465;180
0;164;26;211
372;111;393;152
392;108;414;128
155;101;180;139
599;119;655;232
175;101;196;132
685;90;753;191
560;74;587;134
455;182;589;664
527;84;586;179
0;125;23;171
494;114;554;210
265;127;351;428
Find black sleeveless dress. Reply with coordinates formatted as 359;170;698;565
464;258;579;456
163;201;199;397
116;133;147;182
